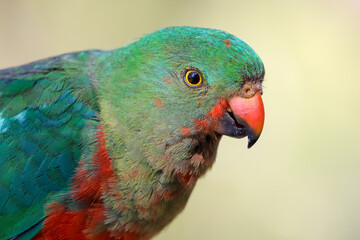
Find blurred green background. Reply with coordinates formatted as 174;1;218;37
1;0;360;239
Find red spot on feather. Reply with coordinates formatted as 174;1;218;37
176;171;199;187
154;98;163;108
34;125;141;239
209;99;228;119
71;125;115;201
162;77;171;84
163;189;178;200
193;99;228;132
223;39;232;47
190;153;205;167
33;202;107;240
180;126;192;137
209;104;224;119
193;119;211;132
176;172;192;186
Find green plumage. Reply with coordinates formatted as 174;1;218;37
0;27;264;239
0;51;101;239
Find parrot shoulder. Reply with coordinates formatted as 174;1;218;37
0;50;101;239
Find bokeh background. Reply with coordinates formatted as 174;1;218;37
1;0;360;239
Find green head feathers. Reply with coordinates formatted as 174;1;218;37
89;27;265;235
97;26;264;170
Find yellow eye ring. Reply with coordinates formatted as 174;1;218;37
184;69;203;88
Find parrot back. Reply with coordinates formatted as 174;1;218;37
0;51;100;239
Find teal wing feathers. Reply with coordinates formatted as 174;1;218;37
0;51;100;239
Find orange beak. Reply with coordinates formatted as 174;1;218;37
228;92;265;148
215;92;265;148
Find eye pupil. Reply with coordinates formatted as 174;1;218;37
188;71;200;84
184;69;203;87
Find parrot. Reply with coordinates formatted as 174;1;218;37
0;26;265;240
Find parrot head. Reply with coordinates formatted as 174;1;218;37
99;26;264;186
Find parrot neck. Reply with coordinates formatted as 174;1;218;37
100;124;222;237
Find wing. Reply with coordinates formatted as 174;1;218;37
0;51;101;239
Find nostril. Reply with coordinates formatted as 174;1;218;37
241;84;254;98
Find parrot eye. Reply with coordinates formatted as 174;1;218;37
184;69;203;88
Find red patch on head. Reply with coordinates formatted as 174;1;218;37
210;84;217;90
162;77;171;84
209;104;225;119
223;39;232;47
193;99;229;133
154;98;163;108
208;99;228;119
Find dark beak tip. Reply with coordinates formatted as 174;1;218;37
247;132;260;149
247;139;257;149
